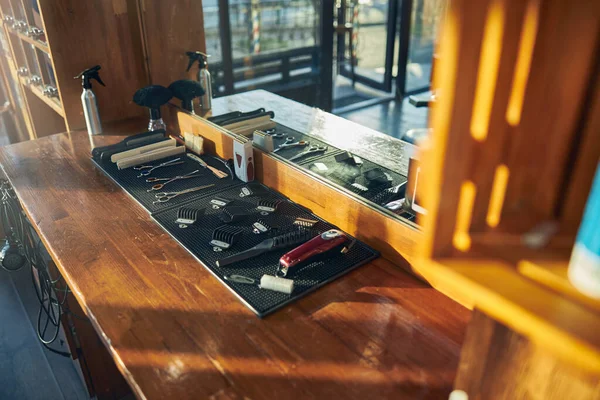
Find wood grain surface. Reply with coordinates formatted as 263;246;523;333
0;130;470;400
455;310;600;400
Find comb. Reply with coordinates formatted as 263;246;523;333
253;219;274;234
175;207;204;228
257;199;281;214
210;196;232;209
210;225;244;251
293;217;318;228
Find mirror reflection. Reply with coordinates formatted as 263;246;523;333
187;0;447;225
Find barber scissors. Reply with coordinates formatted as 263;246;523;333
153;184;215;204
273;139;309;153
288;145;328;161
146;170;202;191
134;158;184;177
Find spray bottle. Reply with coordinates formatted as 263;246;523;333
186;51;212;112
74;65;105;136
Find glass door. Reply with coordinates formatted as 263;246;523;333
337;0;398;92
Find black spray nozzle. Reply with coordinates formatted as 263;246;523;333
168;79;205;112
185;51;209;71
74;65;105;89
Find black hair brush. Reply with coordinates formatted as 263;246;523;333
133;85;173;131
168;79;205;114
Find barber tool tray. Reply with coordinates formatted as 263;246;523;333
92;148;379;317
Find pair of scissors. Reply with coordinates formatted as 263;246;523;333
134;158;184;177
288;145;328;161
146;170;202;191
153;184;215;204
273;139;309;153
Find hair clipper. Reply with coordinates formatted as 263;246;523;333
278;229;353;277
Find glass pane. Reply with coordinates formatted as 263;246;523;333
350;0;389;84
405;0;447;92
228;0;318;58
203;0;223;62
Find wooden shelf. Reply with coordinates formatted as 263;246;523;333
2;22;50;54
519;259;600;314
17;30;50;54
19;77;64;117
415;257;600;374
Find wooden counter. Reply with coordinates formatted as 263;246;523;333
0;130;470;399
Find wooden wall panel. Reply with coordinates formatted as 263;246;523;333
38;0;147;131
505;0;600;219
138;0;206;87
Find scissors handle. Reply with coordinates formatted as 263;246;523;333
153;192;177;203
152;184;215;204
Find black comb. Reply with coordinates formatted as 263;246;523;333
293;217;318;228
257;199;281;214
216;228;314;267
175;207;204;228
210;225;244;250
253;219;272;234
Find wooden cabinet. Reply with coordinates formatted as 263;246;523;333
0;0;149;140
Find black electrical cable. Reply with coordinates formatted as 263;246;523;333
0;180;73;357
0;182;98;392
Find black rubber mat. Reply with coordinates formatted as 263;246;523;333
92;153;242;213
92;152;379;317
151;183;378;317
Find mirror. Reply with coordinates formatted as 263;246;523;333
171;0;447;226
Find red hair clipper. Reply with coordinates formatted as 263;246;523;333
278;229;354;277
